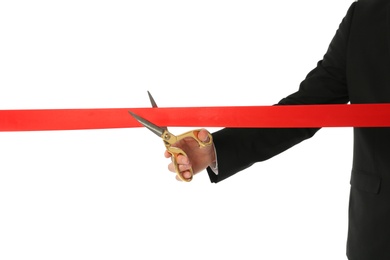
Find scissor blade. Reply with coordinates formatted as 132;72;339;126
128;111;164;137
147;91;169;131
147;91;158;108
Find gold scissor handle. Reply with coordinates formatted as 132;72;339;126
167;129;213;182
168;146;193;182
175;129;213;147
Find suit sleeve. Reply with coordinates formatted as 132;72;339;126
207;2;357;183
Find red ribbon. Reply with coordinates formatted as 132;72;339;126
1;104;390;131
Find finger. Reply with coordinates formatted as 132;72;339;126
198;128;211;142
168;161;191;172
176;154;189;164
175;170;192;181
164;150;171;158
168;162;175;172
182;170;192;179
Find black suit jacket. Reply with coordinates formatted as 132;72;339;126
207;1;390;259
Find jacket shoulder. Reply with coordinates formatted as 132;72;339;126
355;0;390;8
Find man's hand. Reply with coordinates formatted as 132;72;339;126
164;128;215;181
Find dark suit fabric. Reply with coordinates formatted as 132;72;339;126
207;1;390;259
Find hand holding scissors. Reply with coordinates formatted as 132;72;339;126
129;92;213;182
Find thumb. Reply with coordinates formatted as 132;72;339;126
198;128;211;143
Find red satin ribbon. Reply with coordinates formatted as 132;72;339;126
1;104;390;131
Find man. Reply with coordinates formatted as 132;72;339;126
164;0;390;259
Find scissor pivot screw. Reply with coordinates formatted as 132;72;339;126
164;133;170;140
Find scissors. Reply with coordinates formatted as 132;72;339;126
128;91;213;182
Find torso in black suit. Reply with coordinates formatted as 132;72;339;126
207;1;390;259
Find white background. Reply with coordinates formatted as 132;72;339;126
1;1;355;259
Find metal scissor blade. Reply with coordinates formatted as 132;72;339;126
147;91;158;108
128;111;164;138
147;91;168;131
